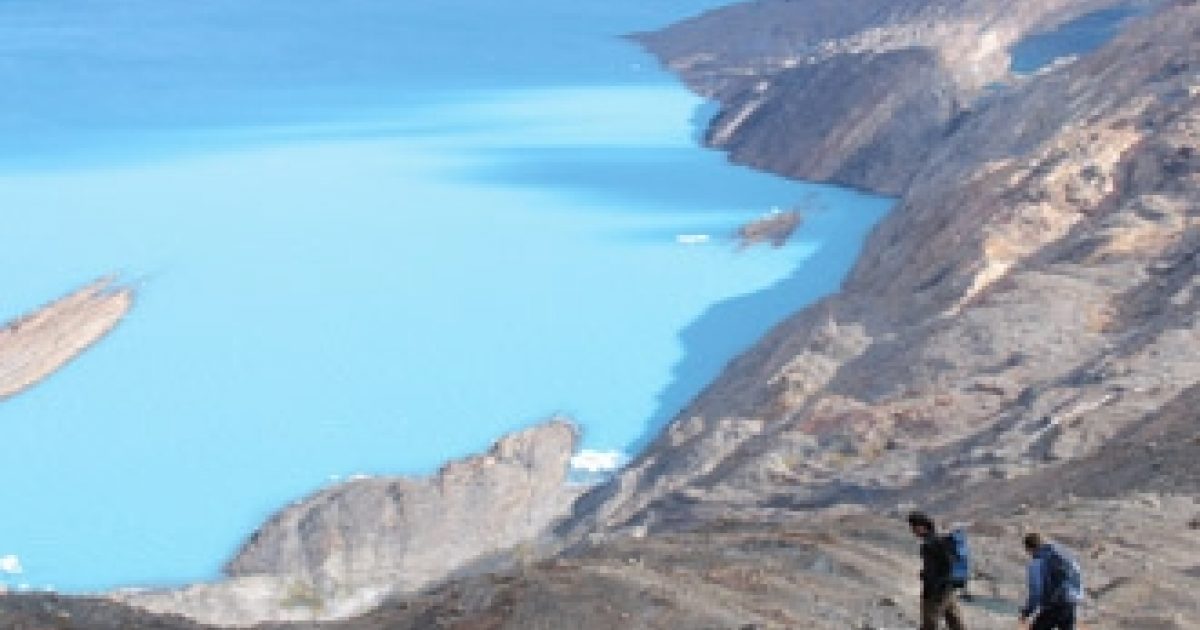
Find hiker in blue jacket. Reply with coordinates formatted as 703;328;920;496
1019;532;1084;630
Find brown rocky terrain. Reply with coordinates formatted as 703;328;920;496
0;277;132;400
4;0;1199;628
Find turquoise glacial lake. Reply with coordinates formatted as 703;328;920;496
0;0;891;591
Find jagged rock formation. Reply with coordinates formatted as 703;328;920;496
114;420;579;626
0;277;132;399
636;0;1154;194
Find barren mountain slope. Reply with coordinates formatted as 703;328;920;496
564;0;1200;547
269;489;1200;629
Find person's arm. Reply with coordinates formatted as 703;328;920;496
918;540;934;585
1020;559;1043;620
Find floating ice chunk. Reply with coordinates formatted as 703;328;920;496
675;234;711;245
0;555;21;575
571;450;627;473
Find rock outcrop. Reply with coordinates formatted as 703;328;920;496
636;0;1153;194
736;210;802;249
115;420;579;626
0;277;132;400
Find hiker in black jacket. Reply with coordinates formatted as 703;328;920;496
908;512;967;630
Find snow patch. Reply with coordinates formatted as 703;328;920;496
571;450;627;473
675;234;711;245
0;555;22;575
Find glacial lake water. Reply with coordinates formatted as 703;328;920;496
1010;5;1142;74
0;0;891;591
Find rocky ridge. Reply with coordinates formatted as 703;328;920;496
112;421;579;626
636;0;1156;194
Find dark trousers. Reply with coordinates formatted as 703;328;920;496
920;589;966;630
1031;604;1076;630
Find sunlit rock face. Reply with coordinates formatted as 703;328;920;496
115;421;579;626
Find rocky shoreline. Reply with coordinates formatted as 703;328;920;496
4;0;1200;627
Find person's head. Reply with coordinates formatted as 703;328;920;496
1022;532;1045;556
907;511;935;538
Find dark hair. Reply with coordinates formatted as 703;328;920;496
1023;532;1044;551
907;511;935;530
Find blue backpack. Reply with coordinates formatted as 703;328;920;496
946;529;970;588
1043;544;1084;605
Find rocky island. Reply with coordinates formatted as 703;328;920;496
3;0;1199;628
736;210;803;249
0;277;132;400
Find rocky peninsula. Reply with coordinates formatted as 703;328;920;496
110;421;579;626
0;277;132;400
3;0;1199;628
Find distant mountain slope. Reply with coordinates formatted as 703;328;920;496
635;0;1152;193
